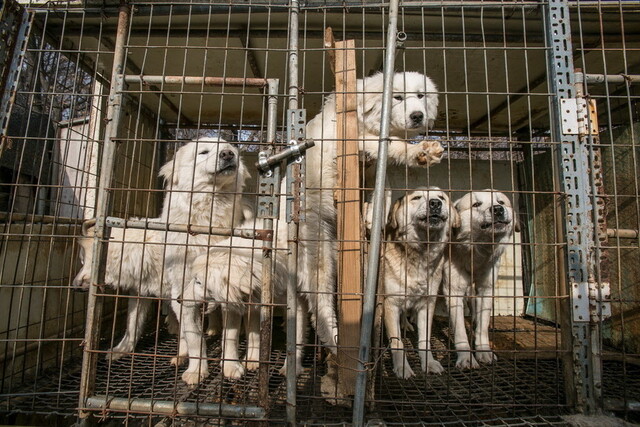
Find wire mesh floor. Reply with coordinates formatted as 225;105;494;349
3;317;640;425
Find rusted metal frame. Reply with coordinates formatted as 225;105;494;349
123;75;269;88
0;0;33;151
77;1;130;419
101;217;273;241
85;395;266;419
545;0;598;414
583;73;640;85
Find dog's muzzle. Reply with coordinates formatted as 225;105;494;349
481;206;512;230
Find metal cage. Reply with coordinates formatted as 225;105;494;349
0;0;639;425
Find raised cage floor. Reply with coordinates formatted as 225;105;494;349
5;317;640;425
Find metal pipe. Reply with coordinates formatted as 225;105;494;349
77;1;130;418
0;212;84;226
606;228;639;239
101;217;273;241
85;395;266;419
353;0;400;424
123;75;269;88
255;139;315;173
258;78;279;411
583;73;640;85
286;2;300;425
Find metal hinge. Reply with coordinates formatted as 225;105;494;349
588;278;611;322
560;98;598;136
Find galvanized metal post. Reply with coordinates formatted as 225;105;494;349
286;1;300;424
77;1;130;418
353;0;401;424
257;78;279;412
544;0;599;414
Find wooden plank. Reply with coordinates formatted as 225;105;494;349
331;32;362;396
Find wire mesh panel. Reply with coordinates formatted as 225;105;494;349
0;0;638;425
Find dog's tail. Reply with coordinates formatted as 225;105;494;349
308;238;338;354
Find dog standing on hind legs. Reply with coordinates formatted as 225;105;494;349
443;190;519;369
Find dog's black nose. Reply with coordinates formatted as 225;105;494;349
492;204;505;217
219;150;235;161
429;198;442;212
410;111;424;123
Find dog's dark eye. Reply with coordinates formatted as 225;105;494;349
439;195;445;200
411;195;422;201
394;95;403;101
417;93;425;99
199;150;210;155
498;200;505;205
472;202;482;208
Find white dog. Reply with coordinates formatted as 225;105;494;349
73;138;250;363
173;72;444;385
381;188;459;379
444;190;519;369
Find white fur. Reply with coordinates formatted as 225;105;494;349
72;138;250;374
174;72;443;384
381;188;458;378
443;190;518;369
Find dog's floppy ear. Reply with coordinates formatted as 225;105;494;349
159;157;179;188
388;197;402;230
424;77;440;128
450;203;462;229
357;73;384;128
514;213;521;233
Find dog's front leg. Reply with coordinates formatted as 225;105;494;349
384;300;414;379
220;307;245;379
243;306;260;372
473;277;497;364
171;299;209;385
106;295;151;361
444;269;478;369
417;297;444;374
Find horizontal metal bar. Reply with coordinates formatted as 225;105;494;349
85;395;266;419
584;73;640;85
606;228;639;239
103;217;273;241
123;75;270;88
0;212;84;226
603;397;640;412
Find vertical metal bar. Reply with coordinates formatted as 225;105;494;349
286;1;300;424
353;0;400;424
544;0;597;414
258;78;279;411
78;1;130;418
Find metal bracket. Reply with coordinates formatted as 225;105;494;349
257;149;281;219
560;99;579;135
286;109;307;223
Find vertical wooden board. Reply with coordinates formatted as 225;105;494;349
334;38;362;395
